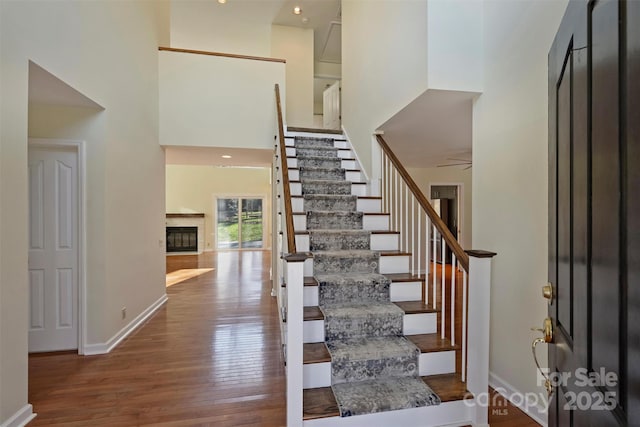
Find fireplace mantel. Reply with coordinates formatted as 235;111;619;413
166;213;205;218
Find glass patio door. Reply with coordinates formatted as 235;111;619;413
216;197;263;249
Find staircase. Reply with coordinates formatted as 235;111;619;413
275;82;494;427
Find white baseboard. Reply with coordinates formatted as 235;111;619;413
83;294;168;355
0;404;36;427
489;371;547;426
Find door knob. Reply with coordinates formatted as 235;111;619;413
542;283;553;303
531;318;553;396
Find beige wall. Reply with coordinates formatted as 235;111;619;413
271;25;314;128
166;166;272;250
159;50;285;149
473;0;568;420
169;0;283;57
1;1;166;422
408;167;472;250
342;0;429;176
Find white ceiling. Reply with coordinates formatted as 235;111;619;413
379;89;477;168
165;146;273;167
28;61;103;109
273;0;341;64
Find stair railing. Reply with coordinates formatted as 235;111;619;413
377;134;470;380
274;84;306;427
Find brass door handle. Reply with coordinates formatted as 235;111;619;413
531;318;553;396
542;283;553;303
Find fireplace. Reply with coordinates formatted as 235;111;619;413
166;226;198;252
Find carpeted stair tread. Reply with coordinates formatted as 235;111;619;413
312;250;379;274
297;156;342;169
296;146;339;158
294;136;335;148
307;211;363;230
316;273;390;304
321;303;404;339
299;167;346;180
332;377;441;417
301;179;352;196
326;335;418;361
310;230;370;251
304;195;358;212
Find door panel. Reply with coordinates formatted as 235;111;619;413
626;0;640;420
548;0;635;424
28;146;79;352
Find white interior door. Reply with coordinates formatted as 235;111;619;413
323;81;341;129
28;146;79;352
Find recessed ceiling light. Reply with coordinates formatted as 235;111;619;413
293;6;302;15
221;155;232;159
218;0;226;4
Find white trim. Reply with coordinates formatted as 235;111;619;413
340;126;370;182
83;294;167;355
0;404;36;427
28;139;87;354
489;371;547;426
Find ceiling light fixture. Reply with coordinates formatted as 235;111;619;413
217;0;226;4
293;6;302;15
221;155;232;159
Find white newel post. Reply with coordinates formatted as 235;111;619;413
466;250;496;427
285;255;306;427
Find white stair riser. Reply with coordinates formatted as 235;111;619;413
295;233;398;253
286;147;353;158
289;182;367;197
303;254;409;276
288;170;363;183
389;281;423;302
303;350;456;389
294;214;389;231
302;280;422;308
303;313;436;343
290;197;380;213
288;158;357;170
302;400;472;427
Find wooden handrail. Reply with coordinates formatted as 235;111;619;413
159;47;286;64
275;84;296;253
376;135;469;271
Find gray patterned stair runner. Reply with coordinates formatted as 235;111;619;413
294;135;440;417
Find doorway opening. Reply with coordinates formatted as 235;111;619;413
429;184;463;264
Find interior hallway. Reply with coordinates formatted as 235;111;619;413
28;251;286;426
28;250;536;426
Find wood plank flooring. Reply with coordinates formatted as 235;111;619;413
29;251;286;426
28;250;540;426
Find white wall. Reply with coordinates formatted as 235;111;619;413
427;0;483;93
159;50;285;149
342;0;429;176
408;167;472;250
0;1;166;423
271;25;314;128
473;0;568;421
166;166;272;251
169;0;284;57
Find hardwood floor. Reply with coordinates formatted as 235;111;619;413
28;250;539;426
29;251;286;426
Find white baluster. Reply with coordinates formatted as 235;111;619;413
432;224;437;310
441;234;446;340
462;269;468;382
451;255;456;347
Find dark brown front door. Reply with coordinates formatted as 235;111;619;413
548;0;639;425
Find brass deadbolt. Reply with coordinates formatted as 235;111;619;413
542;283;553;302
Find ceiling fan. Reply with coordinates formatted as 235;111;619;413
437;158;472;170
